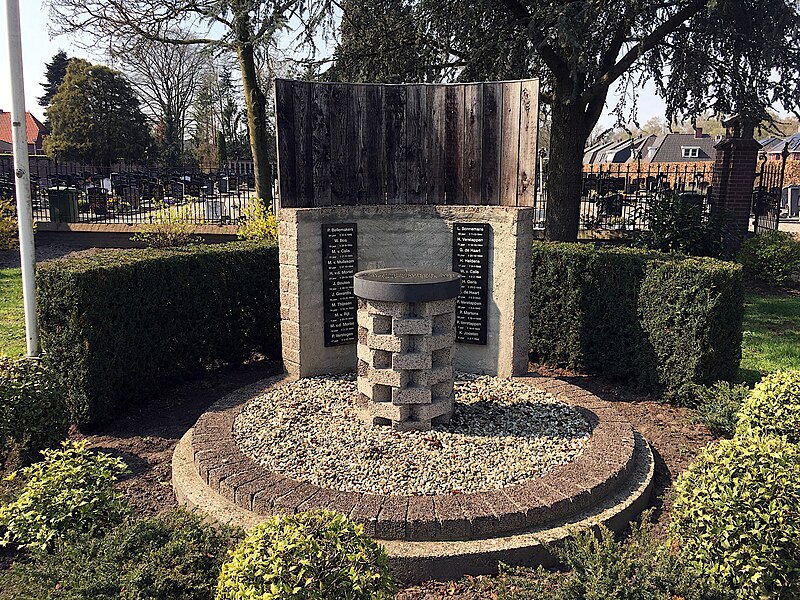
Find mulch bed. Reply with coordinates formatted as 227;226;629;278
60;359;717;598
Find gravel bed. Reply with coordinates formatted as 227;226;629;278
234;374;591;495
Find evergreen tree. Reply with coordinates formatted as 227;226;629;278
44;59;152;166
38;50;71;109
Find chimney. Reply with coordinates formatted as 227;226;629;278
694;126;703;139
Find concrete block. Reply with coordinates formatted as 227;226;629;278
393;419;432;432
358;378;391;402
369;367;408;388
424;332;455;352
392;317;432;336
418;299;455;316
411;398;452;421
366;300;411;318
367;333;405;353
392;386;432;405
392;352;432;371
371;402;411;421
358;310;392;334
431;313;454;335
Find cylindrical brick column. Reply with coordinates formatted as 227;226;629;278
353;268;461;432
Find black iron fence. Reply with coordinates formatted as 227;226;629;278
0;155;274;226
533;162;716;233
753;158;786;234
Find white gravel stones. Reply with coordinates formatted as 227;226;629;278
233;374;591;495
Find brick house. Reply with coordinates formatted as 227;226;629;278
0;110;49;155
584;128;717;165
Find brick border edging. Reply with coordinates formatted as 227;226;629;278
189;374;636;542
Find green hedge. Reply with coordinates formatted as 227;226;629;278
530;243;743;397
37;241;280;424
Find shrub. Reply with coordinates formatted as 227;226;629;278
36;241;280;424
686;381;750;438
131;202;203;248
0;507;242;600
637;190;727;258
0;440;129;550
237;198;278;242
529;243;743;396
670;435;800;599
0;356;69;468
737;230;800;286
0;197;18;250
495;514;723;599
736;369;800;443
217;511;396;600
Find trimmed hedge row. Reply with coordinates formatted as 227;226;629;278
530;243;743;396
36;241;280;424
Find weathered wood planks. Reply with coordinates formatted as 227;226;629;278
275;79;539;208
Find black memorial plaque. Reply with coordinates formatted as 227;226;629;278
322;223;358;347
453;223;489;345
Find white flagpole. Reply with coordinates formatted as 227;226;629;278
4;0;40;357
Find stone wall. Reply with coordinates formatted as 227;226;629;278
279;205;533;379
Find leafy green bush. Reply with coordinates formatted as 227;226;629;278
237;198;278;242
670;435;800;599
131;202;203;248
217;511;396;600
494;514;723;599
737;230;800;286
686;381;750;438
736;369;800;443
0;357;69;468
0;197;19;250
36;241;280;424
637;190;727;258
0;507;242;600
0;440;129;550
529;243;743;396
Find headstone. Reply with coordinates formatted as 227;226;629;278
452;223;489;345
170;181;185;201
322;223;358;347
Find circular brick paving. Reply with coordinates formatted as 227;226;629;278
188;374;638;542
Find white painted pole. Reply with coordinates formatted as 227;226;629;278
4;0;40;357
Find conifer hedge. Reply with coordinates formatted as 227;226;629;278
530;243;743;397
36;241;280;424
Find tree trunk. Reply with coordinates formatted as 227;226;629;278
545;100;591;241
234;13;272;204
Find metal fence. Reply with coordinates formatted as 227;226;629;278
533;162;716;233
0;156;273;226
753;158;786;234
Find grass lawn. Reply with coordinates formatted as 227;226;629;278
0;268;25;356
740;291;800;385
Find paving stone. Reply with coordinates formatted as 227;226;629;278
252;477;305;514
349;494;385;536
406;495;440;540
375;495;409;539
271;483;323;514
434;494;470;540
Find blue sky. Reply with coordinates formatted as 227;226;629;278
0;1;668;128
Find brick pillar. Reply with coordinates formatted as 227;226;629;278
711;117;761;253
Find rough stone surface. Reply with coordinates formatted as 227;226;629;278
278;205;534;378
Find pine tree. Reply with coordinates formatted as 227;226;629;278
38;50;71;109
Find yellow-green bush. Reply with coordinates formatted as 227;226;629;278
237;199;277;242
736;370;800;443
670;435;800;599
0;441;129;550
131;202;203;248
217;511;396;600
0;198;19;250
